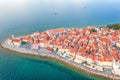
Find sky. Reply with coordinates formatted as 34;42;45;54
0;0;120;29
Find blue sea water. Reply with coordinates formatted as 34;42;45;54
0;0;120;80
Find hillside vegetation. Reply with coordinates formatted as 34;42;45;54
106;23;120;30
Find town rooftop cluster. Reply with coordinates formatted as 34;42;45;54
7;26;120;75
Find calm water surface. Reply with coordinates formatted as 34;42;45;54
0;0;120;80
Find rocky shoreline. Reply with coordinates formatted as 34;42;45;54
1;39;120;80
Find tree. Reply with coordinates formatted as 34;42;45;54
91;28;96;32
106;23;120;30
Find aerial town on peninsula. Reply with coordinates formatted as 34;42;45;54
2;26;120;79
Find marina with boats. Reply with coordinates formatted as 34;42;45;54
1;26;120;79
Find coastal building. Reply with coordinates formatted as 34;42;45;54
74;53;84;63
58;49;64;54
112;60;120;75
22;35;33;43
7;38;13;45
39;42;46;48
67;50;76;61
33;32;40;36
116;42;120;48
31;43;39;49
12;39;21;46
97;61;113;68
86;57;94;64
39;39;47;48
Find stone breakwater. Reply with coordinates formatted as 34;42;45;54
1;40;120;80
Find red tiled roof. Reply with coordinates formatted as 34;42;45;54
13;39;21;42
18;27;120;62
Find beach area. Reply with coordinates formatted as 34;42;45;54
1;38;120;80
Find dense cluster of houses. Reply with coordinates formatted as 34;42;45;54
7;26;120;75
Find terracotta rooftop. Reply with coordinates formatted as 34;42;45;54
12;27;120;62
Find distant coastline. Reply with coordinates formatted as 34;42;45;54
1;24;120;80
106;23;120;30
